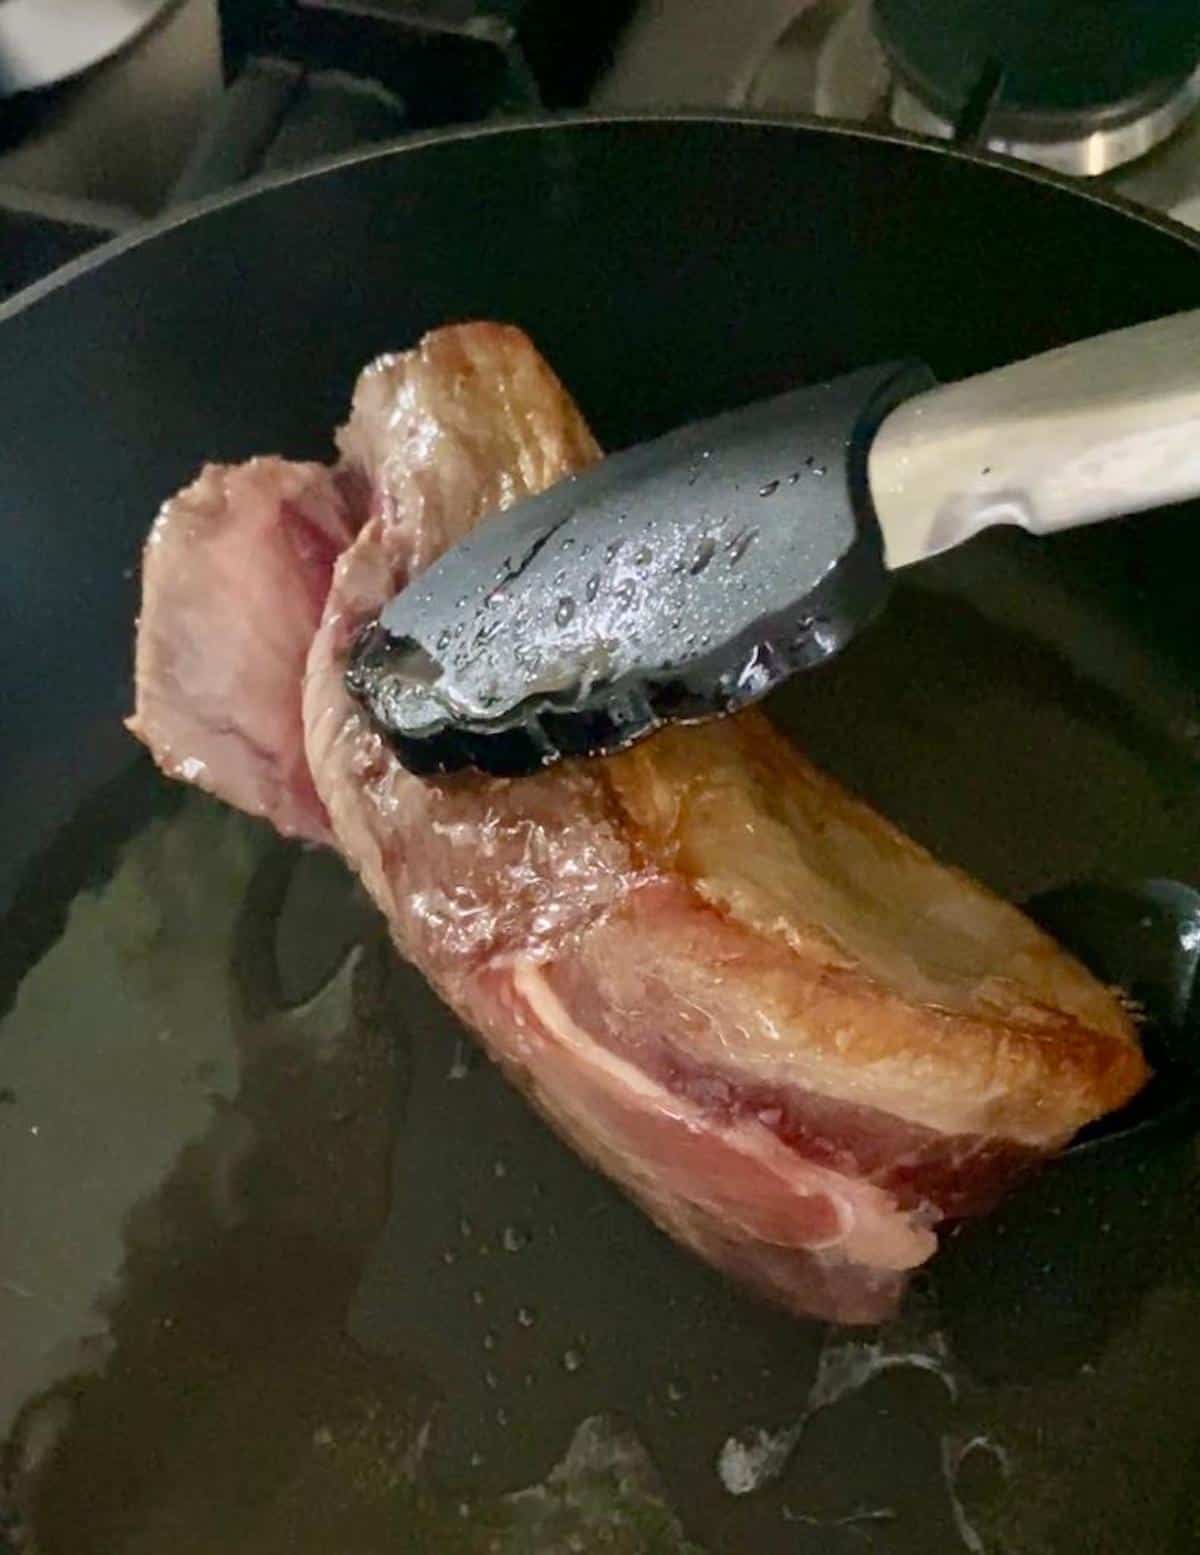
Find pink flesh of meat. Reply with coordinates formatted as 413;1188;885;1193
128;458;358;845
536;916;1040;1221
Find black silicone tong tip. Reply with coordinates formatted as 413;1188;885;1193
345;360;934;777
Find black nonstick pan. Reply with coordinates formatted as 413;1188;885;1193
3;115;1200;1554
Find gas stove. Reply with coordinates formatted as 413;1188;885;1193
597;0;1200;230
7;0;1200;303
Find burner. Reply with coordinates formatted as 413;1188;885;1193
876;0;1200;176
597;0;1200;228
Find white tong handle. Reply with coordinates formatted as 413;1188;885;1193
870;308;1200;570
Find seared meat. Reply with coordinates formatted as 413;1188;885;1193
130;323;1147;1324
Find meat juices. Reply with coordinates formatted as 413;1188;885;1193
130;323;1147;1324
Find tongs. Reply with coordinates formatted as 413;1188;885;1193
347;309;1200;777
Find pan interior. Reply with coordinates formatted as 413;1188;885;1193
2;118;1200;1553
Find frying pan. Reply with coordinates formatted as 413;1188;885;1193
3;115;1200;1554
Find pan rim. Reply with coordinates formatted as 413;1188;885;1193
4;107;1200;326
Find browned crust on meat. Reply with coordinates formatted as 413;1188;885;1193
600;710;1147;1145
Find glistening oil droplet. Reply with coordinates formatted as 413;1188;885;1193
727;529;757;565
689;536;717;575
